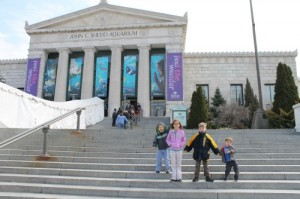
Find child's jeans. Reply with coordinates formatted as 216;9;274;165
156;149;170;172
225;160;239;179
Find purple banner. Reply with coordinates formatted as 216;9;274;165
167;53;183;101
25;58;41;96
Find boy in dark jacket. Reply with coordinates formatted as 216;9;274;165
153;122;170;173
184;122;220;182
220;137;239;181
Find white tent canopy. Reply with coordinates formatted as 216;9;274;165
0;82;104;129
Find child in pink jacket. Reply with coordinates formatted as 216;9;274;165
166;119;186;182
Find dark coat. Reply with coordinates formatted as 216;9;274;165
184;132;220;161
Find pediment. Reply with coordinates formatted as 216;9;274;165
26;3;187;32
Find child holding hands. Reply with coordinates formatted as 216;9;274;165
166;119;186;182
220;137;239;181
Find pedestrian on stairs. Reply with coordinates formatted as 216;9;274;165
112;108;117;127
184;122;220;182
166;119;186;182
153;122;170;174
220;137;239;181
116;112;128;129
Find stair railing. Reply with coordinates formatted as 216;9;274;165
0;107;85;157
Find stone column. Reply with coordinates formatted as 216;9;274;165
27;49;48;98
108;45;123;116
54;48;70;102
138;44;150;117
81;47;96;99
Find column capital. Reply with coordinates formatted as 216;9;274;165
27;48;48;57
109;45;123;51
82;47;96;53
56;48;71;54
137;44;151;51
165;43;183;53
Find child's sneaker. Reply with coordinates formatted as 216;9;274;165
166;171;169;174
192;177;199;182
156;171;160;173
206;177;214;182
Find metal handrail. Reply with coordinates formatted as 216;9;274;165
128;112;141;129
0;107;85;156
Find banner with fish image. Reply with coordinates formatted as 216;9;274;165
43;58;58;100
122;55;137;98
67;56;83;100
94;56;110;98
150;54;165;98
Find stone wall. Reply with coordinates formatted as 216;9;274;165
0;59;27;89
183;51;298;109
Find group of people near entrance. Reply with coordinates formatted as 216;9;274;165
112;103;142;129
153;120;239;182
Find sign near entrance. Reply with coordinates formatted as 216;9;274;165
166;53;183;101
25;58;41;96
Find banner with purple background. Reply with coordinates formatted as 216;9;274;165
167;53;183;101
25;58;41;96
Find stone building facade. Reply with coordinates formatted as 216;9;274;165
0;1;298;117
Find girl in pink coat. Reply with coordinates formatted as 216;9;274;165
166;119;186;182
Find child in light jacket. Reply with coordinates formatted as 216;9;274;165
166;119;186;182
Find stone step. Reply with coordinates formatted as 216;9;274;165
7;136;300;150
0;154;300;165
0;182;299;199
0;174;299;190
9;145;299;153
1;166;300;180
0;192;118;199
1;160;300;172
1;149;300;159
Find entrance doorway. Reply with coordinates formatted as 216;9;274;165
122;98;138;112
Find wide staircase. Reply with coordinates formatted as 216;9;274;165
0;117;300;198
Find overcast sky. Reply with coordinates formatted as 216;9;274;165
0;0;299;75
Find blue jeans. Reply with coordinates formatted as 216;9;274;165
117;122;124;129
156;149;170;172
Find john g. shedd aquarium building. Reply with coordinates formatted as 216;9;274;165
0;0;298;119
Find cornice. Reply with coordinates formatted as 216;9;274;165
26;22;187;34
0;59;27;64
184;50;298;58
26;3;187;31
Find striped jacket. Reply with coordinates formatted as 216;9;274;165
184;132;220;161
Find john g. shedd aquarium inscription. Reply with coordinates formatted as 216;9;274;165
69;30;139;40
